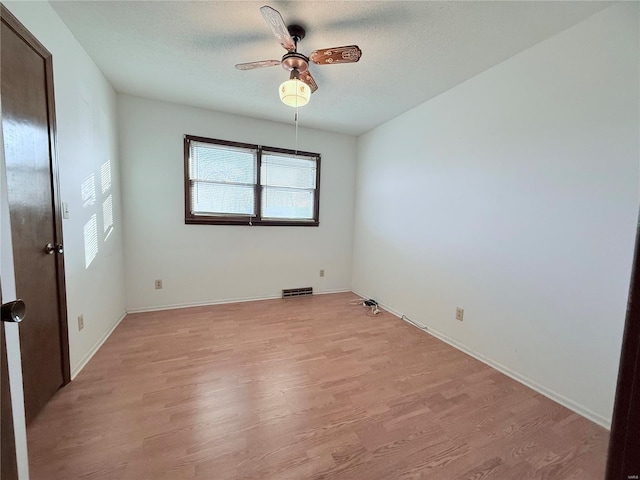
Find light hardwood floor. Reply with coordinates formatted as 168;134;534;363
27;293;608;479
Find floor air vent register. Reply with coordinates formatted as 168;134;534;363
282;287;313;298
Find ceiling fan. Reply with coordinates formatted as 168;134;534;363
236;5;363;107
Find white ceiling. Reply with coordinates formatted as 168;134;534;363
50;1;610;136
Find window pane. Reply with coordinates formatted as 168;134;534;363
191;142;256;184
261;154;316;189
262;187;314;220
192;181;255;216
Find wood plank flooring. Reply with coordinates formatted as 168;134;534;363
27;293;609;479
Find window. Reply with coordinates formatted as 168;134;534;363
184;135;320;226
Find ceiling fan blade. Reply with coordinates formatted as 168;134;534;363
299;71;318;93
260;6;296;52
235;60;281;71
309;45;362;65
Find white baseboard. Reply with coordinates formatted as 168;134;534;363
126;294;280;314
70;311;126;379
126;288;352;314
313;288;353;296
352;290;611;430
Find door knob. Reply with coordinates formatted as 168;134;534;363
44;243;63;254
1;299;26;323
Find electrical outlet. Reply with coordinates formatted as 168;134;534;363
456;307;464;321
155;279;163;289
78;314;84;331
319;269;325;277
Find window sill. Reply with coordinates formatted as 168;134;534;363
185;216;319;227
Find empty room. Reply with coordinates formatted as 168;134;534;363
1;1;638;479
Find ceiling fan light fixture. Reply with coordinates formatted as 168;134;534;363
279;78;310;107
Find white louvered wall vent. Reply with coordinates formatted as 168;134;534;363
282;287;313;298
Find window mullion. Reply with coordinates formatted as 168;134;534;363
255;147;262;222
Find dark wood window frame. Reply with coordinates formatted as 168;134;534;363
184;135;321;227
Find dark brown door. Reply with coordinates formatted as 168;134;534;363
606;213;640;479
1;293;19;480
1;6;70;424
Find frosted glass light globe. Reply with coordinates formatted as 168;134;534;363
279;78;310;107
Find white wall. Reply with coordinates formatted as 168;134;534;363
352;2;639;428
117;95;357;311
1;2;126;475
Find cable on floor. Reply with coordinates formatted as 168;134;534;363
349;297;382;317
401;314;428;331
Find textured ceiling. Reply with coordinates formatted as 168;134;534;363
50;1;610;136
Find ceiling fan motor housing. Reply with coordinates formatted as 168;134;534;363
281;52;309;73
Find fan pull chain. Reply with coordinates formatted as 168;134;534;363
295;106;299;154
